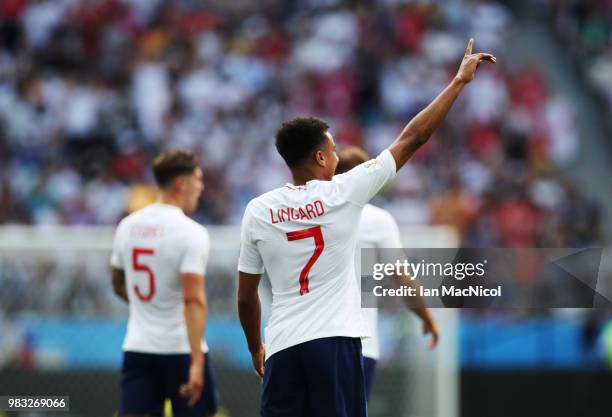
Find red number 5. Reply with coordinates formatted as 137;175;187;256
286;226;324;296
132;248;155;302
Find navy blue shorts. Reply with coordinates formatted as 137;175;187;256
362;357;377;400
261;337;367;417
120;351;219;417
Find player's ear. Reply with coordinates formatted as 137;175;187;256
173;176;186;192
315;149;326;167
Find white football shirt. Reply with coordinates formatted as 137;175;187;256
238;149;396;359
357;203;402;360
110;203;210;354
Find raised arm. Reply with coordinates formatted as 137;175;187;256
238;271;265;378
179;272;207;406
388;38;496;170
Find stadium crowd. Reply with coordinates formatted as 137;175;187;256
0;0;605;319
544;0;612;120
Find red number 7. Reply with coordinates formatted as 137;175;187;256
286;226;324;295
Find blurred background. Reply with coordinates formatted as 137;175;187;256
1;0;612;416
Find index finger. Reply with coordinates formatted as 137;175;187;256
465;38;474;56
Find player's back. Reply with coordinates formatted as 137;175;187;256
239;150;397;358
357;203;403;360
111;203;209;354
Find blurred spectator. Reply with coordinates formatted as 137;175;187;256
546;0;612;118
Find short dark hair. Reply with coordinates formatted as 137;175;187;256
152;150;199;187
335;146;370;174
275;117;329;168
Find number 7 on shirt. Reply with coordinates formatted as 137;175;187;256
286;226;325;296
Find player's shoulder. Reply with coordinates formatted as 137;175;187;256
363;203;393;219
336;149;396;181
245;185;290;213
163;211;209;247
362;203;398;227
118;203;161;223
182;215;209;237
359;203;402;247
114;205;148;230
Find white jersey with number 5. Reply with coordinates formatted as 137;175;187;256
357;204;403;360
110;203;210;354
238;149;396;359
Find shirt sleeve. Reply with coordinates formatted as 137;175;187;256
238;204;265;274
180;226;210;275
110;222;125;269
332;149;396;207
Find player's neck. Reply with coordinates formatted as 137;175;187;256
291;167;325;186
158;194;185;212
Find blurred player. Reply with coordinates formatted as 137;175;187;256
237;39;495;417
336;146;439;399
110;150;219;417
